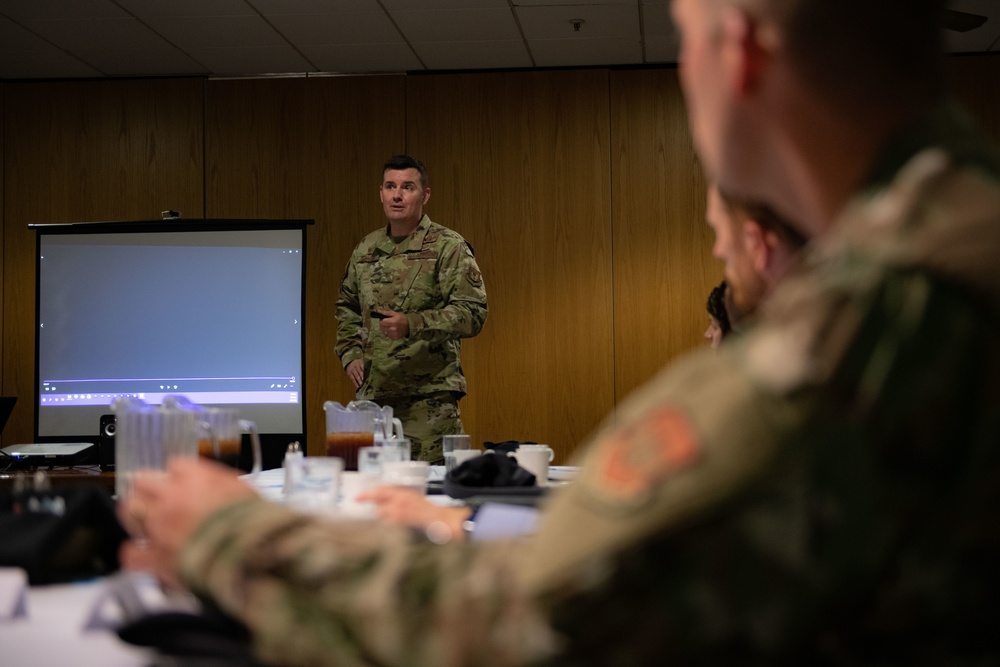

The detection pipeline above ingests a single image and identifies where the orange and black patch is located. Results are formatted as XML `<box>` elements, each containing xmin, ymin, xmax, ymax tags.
<box><xmin>589</xmin><ymin>406</ymin><xmax>701</xmax><ymax>507</ymax></box>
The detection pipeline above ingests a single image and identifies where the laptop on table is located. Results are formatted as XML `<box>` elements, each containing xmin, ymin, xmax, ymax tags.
<box><xmin>0</xmin><ymin>397</ymin><xmax>95</xmax><ymax>466</ymax></box>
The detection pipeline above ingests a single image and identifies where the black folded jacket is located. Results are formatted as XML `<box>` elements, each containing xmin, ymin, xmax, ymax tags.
<box><xmin>443</xmin><ymin>449</ymin><xmax>543</xmax><ymax>499</ymax></box>
<box><xmin>0</xmin><ymin>485</ymin><xmax>126</xmax><ymax>585</ymax></box>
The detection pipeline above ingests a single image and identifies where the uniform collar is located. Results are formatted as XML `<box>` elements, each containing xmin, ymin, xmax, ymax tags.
<box><xmin>374</xmin><ymin>215</ymin><xmax>432</xmax><ymax>255</ymax></box>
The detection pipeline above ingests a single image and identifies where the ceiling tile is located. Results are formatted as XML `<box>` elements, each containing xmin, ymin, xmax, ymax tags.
<box><xmin>0</xmin><ymin>0</ymin><xmax>997</xmax><ymax>80</ymax></box>
<box><xmin>643</xmin><ymin>34</ymin><xmax>679</xmax><ymax>64</ymax></box>
<box><xmin>249</xmin><ymin>0</ymin><xmax>383</xmax><ymax>13</ymax></box>
<box><xmin>0</xmin><ymin>46</ymin><xmax>103</xmax><ymax>79</ymax></box>
<box><xmin>641</xmin><ymin>2</ymin><xmax>674</xmax><ymax>37</ymax></box>
<box><xmin>77</xmin><ymin>45</ymin><xmax>210</xmax><ymax>76</ymax></box>
<box><xmin>390</xmin><ymin>8</ymin><xmax>521</xmax><ymax>42</ymax></box>
<box><xmin>529</xmin><ymin>36</ymin><xmax>641</xmax><ymax>67</ymax></box>
<box><xmin>267</xmin><ymin>12</ymin><xmax>403</xmax><ymax>45</ymax></box>
<box><xmin>0</xmin><ymin>0</ymin><xmax>128</xmax><ymax>21</ymax></box>
<box><xmin>0</xmin><ymin>13</ymin><xmax>52</xmax><ymax>50</ymax></box>
<box><xmin>381</xmin><ymin>0</ymin><xmax>508</xmax><ymax>8</ymax></box>
<box><xmin>517</xmin><ymin>5</ymin><xmax>639</xmax><ymax>40</ymax></box>
<box><xmin>115</xmin><ymin>0</ymin><xmax>258</xmax><ymax>18</ymax></box>
<box><xmin>413</xmin><ymin>40</ymin><xmax>533</xmax><ymax>70</ymax></box>
<box><xmin>188</xmin><ymin>45</ymin><xmax>315</xmax><ymax>76</ymax></box>
<box><xmin>513</xmin><ymin>0</ymin><xmax>634</xmax><ymax>5</ymax></box>
<box><xmin>139</xmin><ymin>15</ymin><xmax>289</xmax><ymax>49</ymax></box>
<box><xmin>21</xmin><ymin>18</ymin><xmax>177</xmax><ymax>51</ymax></box>
<box><xmin>299</xmin><ymin>42</ymin><xmax>423</xmax><ymax>73</ymax></box>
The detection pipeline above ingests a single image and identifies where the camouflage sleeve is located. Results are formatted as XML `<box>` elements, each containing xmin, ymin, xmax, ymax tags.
<box><xmin>334</xmin><ymin>252</ymin><xmax>364</xmax><ymax>368</ymax></box>
<box><xmin>179</xmin><ymin>498</ymin><xmax>557</xmax><ymax>667</ymax></box>
<box><xmin>407</xmin><ymin>240</ymin><xmax>487</xmax><ymax>342</ymax></box>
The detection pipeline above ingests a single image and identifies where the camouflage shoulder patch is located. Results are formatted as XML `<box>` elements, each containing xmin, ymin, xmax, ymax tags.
<box><xmin>466</xmin><ymin>265</ymin><xmax>483</xmax><ymax>287</ymax></box>
<box><xmin>585</xmin><ymin>406</ymin><xmax>701</xmax><ymax>510</ymax></box>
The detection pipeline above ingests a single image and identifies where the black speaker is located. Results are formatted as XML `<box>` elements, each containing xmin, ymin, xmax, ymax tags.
<box><xmin>98</xmin><ymin>414</ymin><xmax>116</xmax><ymax>472</ymax></box>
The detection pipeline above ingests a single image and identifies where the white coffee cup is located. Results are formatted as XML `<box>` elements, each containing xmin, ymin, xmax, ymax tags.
<box><xmin>512</xmin><ymin>444</ymin><xmax>554</xmax><ymax>487</ymax></box>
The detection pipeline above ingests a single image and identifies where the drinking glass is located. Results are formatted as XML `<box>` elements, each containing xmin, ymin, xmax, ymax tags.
<box><xmin>443</xmin><ymin>434</ymin><xmax>472</xmax><ymax>473</ymax></box>
<box><xmin>380</xmin><ymin>437</ymin><xmax>411</xmax><ymax>464</ymax></box>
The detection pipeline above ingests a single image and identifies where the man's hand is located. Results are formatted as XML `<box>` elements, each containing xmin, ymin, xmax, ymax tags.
<box><xmin>376</xmin><ymin>310</ymin><xmax>410</xmax><ymax>340</ymax></box>
<box><xmin>117</xmin><ymin>458</ymin><xmax>257</xmax><ymax>585</ymax></box>
<box><xmin>357</xmin><ymin>485</ymin><xmax>470</xmax><ymax>541</ymax></box>
<box><xmin>345</xmin><ymin>359</ymin><xmax>365</xmax><ymax>388</ymax></box>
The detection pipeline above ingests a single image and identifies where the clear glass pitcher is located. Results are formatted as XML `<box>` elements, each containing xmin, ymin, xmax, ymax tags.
<box><xmin>161</xmin><ymin>395</ymin><xmax>262</xmax><ymax>476</ymax></box>
<box><xmin>323</xmin><ymin>400</ymin><xmax>404</xmax><ymax>471</ymax></box>
<box><xmin>113</xmin><ymin>396</ymin><xmax>200</xmax><ymax>497</ymax></box>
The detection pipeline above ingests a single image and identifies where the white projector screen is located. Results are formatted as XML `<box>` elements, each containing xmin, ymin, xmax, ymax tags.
<box><xmin>33</xmin><ymin>220</ymin><xmax>308</xmax><ymax>456</ymax></box>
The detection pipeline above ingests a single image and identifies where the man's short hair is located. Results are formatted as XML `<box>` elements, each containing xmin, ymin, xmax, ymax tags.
<box><xmin>718</xmin><ymin>189</ymin><xmax>808</xmax><ymax>252</ymax></box>
<box><xmin>707</xmin><ymin>280</ymin><xmax>733</xmax><ymax>336</ymax></box>
<box><xmin>383</xmin><ymin>155</ymin><xmax>429</xmax><ymax>189</ymax></box>
<box><xmin>761</xmin><ymin>0</ymin><xmax>946</xmax><ymax>104</ymax></box>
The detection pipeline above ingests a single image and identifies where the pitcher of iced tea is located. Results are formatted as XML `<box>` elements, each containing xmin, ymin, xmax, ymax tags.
<box><xmin>162</xmin><ymin>396</ymin><xmax>262</xmax><ymax>476</ymax></box>
<box><xmin>323</xmin><ymin>400</ymin><xmax>404</xmax><ymax>471</ymax></box>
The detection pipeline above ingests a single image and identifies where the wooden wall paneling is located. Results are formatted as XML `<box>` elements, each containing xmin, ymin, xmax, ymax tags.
<box><xmin>610</xmin><ymin>69</ymin><xmax>716</xmax><ymax>402</ymax></box>
<box><xmin>405</xmin><ymin>70</ymin><xmax>615</xmax><ymax>464</ymax></box>
<box><xmin>947</xmin><ymin>54</ymin><xmax>1000</xmax><ymax>145</ymax></box>
<box><xmin>2</xmin><ymin>78</ymin><xmax>205</xmax><ymax>445</ymax></box>
<box><xmin>205</xmin><ymin>76</ymin><xmax>405</xmax><ymax>455</ymax></box>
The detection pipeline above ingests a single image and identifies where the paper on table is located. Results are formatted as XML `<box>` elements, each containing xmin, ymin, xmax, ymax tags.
<box><xmin>0</xmin><ymin>568</ymin><xmax>28</xmax><ymax>621</ymax></box>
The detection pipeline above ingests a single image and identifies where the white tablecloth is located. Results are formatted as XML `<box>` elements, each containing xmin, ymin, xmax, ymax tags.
<box><xmin>0</xmin><ymin>574</ymin><xmax>150</xmax><ymax>667</ymax></box>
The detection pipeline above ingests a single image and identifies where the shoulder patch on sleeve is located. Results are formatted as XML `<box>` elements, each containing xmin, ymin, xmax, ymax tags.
<box><xmin>466</xmin><ymin>265</ymin><xmax>483</xmax><ymax>287</ymax></box>
<box><xmin>585</xmin><ymin>406</ymin><xmax>701</xmax><ymax>509</ymax></box>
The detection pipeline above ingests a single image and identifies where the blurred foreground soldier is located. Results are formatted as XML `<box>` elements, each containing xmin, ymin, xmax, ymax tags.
<box><xmin>335</xmin><ymin>155</ymin><xmax>487</xmax><ymax>461</ymax></box>
<box><xmin>120</xmin><ymin>0</ymin><xmax>1000</xmax><ymax>664</ymax></box>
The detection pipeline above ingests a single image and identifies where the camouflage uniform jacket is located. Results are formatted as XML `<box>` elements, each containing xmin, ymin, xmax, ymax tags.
<box><xmin>335</xmin><ymin>215</ymin><xmax>487</xmax><ymax>400</ymax></box>
<box><xmin>180</xmin><ymin>104</ymin><xmax>1000</xmax><ymax>666</ymax></box>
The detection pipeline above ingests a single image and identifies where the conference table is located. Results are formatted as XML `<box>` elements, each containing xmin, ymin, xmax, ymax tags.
<box><xmin>0</xmin><ymin>463</ymin><xmax>574</xmax><ymax>664</ymax></box>
<box><xmin>0</xmin><ymin>464</ymin><xmax>115</xmax><ymax>495</ymax></box>
<box><xmin>0</xmin><ymin>571</ymin><xmax>151</xmax><ymax>666</ymax></box>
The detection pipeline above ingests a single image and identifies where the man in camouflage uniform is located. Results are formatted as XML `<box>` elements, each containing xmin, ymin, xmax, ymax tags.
<box><xmin>121</xmin><ymin>0</ymin><xmax>1000</xmax><ymax>664</ymax></box>
<box><xmin>335</xmin><ymin>155</ymin><xmax>487</xmax><ymax>462</ymax></box>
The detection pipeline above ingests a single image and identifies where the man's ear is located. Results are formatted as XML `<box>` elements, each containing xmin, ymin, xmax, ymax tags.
<box><xmin>743</xmin><ymin>220</ymin><xmax>770</xmax><ymax>273</ymax></box>
<box><xmin>422</xmin><ymin>187</ymin><xmax>431</xmax><ymax>205</ymax></box>
<box><xmin>720</xmin><ymin>7</ymin><xmax>770</xmax><ymax>97</ymax></box>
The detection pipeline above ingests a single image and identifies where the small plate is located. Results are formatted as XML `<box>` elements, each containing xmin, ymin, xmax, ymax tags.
<box><xmin>548</xmin><ymin>466</ymin><xmax>579</xmax><ymax>481</ymax></box>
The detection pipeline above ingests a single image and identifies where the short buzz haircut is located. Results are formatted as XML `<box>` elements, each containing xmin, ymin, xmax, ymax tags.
<box><xmin>718</xmin><ymin>188</ymin><xmax>808</xmax><ymax>252</ymax></box>
<box><xmin>383</xmin><ymin>155</ymin><xmax>429</xmax><ymax>190</ymax></box>
<box><xmin>759</xmin><ymin>0</ymin><xmax>946</xmax><ymax>104</ymax></box>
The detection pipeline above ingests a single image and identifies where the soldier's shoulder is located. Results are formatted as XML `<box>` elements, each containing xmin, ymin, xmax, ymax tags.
<box><xmin>423</xmin><ymin>219</ymin><xmax>472</xmax><ymax>251</ymax></box>
<box><xmin>351</xmin><ymin>227</ymin><xmax>388</xmax><ymax>254</ymax></box>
